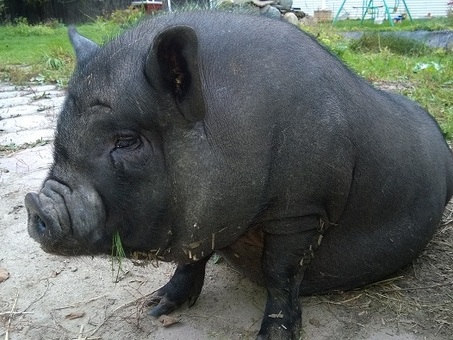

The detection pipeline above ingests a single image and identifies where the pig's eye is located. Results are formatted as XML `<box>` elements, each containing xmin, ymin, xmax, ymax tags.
<box><xmin>115</xmin><ymin>136</ymin><xmax>141</xmax><ymax>150</ymax></box>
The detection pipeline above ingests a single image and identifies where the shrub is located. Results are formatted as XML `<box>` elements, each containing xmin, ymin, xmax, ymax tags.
<box><xmin>5</xmin><ymin>17</ymin><xmax>55</xmax><ymax>36</ymax></box>
<box><xmin>106</xmin><ymin>6</ymin><xmax>146</xmax><ymax>29</ymax></box>
<box><xmin>349</xmin><ymin>33</ymin><xmax>430</xmax><ymax>56</ymax></box>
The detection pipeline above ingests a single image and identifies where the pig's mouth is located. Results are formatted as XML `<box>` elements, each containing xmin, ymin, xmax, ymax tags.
<box><xmin>25</xmin><ymin>179</ymin><xmax>109</xmax><ymax>255</ymax></box>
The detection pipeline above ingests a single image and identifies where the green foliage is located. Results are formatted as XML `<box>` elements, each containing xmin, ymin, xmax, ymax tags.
<box><xmin>174</xmin><ymin>0</ymin><xmax>211</xmax><ymax>11</ymax></box>
<box><xmin>301</xmin><ymin>25</ymin><xmax>349</xmax><ymax>57</ymax></box>
<box><xmin>0</xmin><ymin>13</ymin><xmax>113</xmax><ymax>84</ymax></box>
<box><xmin>4</xmin><ymin>17</ymin><xmax>55</xmax><ymax>36</ymax></box>
<box><xmin>338</xmin><ymin>48</ymin><xmax>453</xmax><ymax>139</ymax></box>
<box><xmin>43</xmin><ymin>46</ymin><xmax>73</xmax><ymax>72</ymax></box>
<box><xmin>42</xmin><ymin>18</ymin><xmax>64</xmax><ymax>29</ymax></box>
<box><xmin>107</xmin><ymin>6</ymin><xmax>146</xmax><ymax>29</ymax></box>
<box><xmin>0</xmin><ymin>0</ymin><xmax>5</xmax><ymax>15</ymax></box>
<box><xmin>349</xmin><ymin>33</ymin><xmax>430</xmax><ymax>56</ymax></box>
<box><xmin>111</xmin><ymin>231</ymin><xmax>126</xmax><ymax>282</ymax></box>
<box><xmin>44</xmin><ymin>57</ymin><xmax>63</xmax><ymax>70</ymax></box>
<box><xmin>333</xmin><ymin>18</ymin><xmax>453</xmax><ymax>32</ymax></box>
<box><xmin>299</xmin><ymin>17</ymin><xmax>453</xmax><ymax>139</ymax></box>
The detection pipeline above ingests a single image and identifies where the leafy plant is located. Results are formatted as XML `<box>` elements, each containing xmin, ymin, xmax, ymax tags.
<box><xmin>43</xmin><ymin>46</ymin><xmax>73</xmax><ymax>70</ymax></box>
<box><xmin>6</xmin><ymin>17</ymin><xmax>55</xmax><ymax>36</ymax></box>
<box><xmin>43</xmin><ymin>18</ymin><xmax>63</xmax><ymax>29</ymax></box>
<box><xmin>0</xmin><ymin>0</ymin><xmax>5</xmax><ymax>20</ymax></box>
<box><xmin>349</xmin><ymin>33</ymin><xmax>430</xmax><ymax>56</ymax></box>
<box><xmin>111</xmin><ymin>231</ymin><xmax>126</xmax><ymax>282</ymax></box>
<box><xmin>108</xmin><ymin>6</ymin><xmax>146</xmax><ymax>29</ymax></box>
<box><xmin>332</xmin><ymin>17</ymin><xmax>453</xmax><ymax>32</ymax></box>
<box><xmin>44</xmin><ymin>55</ymin><xmax>64</xmax><ymax>70</ymax></box>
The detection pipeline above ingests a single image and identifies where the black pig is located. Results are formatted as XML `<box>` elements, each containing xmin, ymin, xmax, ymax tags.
<box><xmin>25</xmin><ymin>11</ymin><xmax>453</xmax><ymax>339</ymax></box>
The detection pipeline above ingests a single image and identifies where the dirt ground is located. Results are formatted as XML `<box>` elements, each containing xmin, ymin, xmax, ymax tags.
<box><xmin>1</xmin><ymin>83</ymin><xmax>452</xmax><ymax>339</ymax></box>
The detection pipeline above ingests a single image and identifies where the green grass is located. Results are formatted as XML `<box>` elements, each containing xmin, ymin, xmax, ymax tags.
<box><xmin>341</xmin><ymin>49</ymin><xmax>453</xmax><ymax>138</ymax></box>
<box><xmin>332</xmin><ymin>17</ymin><xmax>453</xmax><ymax>31</ymax></box>
<box><xmin>0</xmin><ymin>23</ymin><xmax>107</xmax><ymax>85</ymax></box>
<box><xmin>348</xmin><ymin>33</ymin><xmax>431</xmax><ymax>55</ymax></box>
<box><xmin>0</xmin><ymin>12</ymin><xmax>452</xmax><ymax>137</ymax></box>
<box><xmin>0</xmin><ymin>9</ymin><xmax>144</xmax><ymax>85</ymax></box>
<box><xmin>301</xmin><ymin>19</ymin><xmax>453</xmax><ymax>139</ymax></box>
<box><xmin>112</xmin><ymin>231</ymin><xmax>127</xmax><ymax>282</ymax></box>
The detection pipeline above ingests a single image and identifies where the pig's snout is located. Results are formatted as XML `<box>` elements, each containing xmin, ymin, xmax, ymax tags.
<box><xmin>26</xmin><ymin>195</ymin><xmax>49</xmax><ymax>235</ymax></box>
<box><xmin>25</xmin><ymin>179</ymin><xmax>108</xmax><ymax>254</ymax></box>
<box><xmin>25</xmin><ymin>191</ymin><xmax>66</xmax><ymax>245</ymax></box>
<box><xmin>24</xmin><ymin>179</ymin><xmax>76</xmax><ymax>253</ymax></box>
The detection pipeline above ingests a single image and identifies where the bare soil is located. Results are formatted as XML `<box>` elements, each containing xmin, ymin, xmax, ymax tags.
<box><xmin>1</xmin><ymin>83</ymin><xmax>452</xmax><ymax>339</ymax></box>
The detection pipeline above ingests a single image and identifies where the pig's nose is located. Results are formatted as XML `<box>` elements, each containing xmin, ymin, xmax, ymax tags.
<box><xmin>25</xmin><ymin>192</ymin><xmax>51</xmax><ymax>239</ymax></box>
<box><xmin>36</xmin><ymin>215</ymin><xmax>47</xmax><ymax>233</ymax></box>
<box><xmin>25</xmin><ymin>179</ymin><xmax>107</xmax><ymax>254</ymax></box>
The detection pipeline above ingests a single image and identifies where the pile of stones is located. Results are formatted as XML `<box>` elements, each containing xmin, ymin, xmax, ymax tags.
<box><xmin>217</xmin><ymin>0</ymin><xmax>306</xmax><ymax>25</ymax></box>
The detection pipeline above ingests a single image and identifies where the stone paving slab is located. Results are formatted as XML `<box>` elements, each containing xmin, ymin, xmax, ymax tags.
<box><xmin>0</xmin><ymin>96</ymin><xmax>35</xmax><ymax>108</ymax></box>
<box><xmin>0</xmin><ymin>91</ymin><xmax>65</xmax><ymax>108</ymax></box>
<box><xmin>0</xmin><ymin>83</ymin><xmax>65</xmax><ymax>146</ymax></box>
<box><xmin>0</xmin><ymin>84</ymin><xmax>17</xmax><ymax>93</ymax></box>
<box><xmin>0</xmin><ymin>104</ymin><xmax>48</xmax><ymax>119</ymax></box>
<box><xmin>1</xmin><ymin>114</ymin><xmax>49</xmax><ymax>133</ymax></box>
<box><xmin>0</xmin><ymin>90</ymin><xmax>19</xmax><ymax>99</ymax></box>
<box><xmin>0</xmin><ymin>129</ymin><xmax>55</xmax><ymax>146</ymax></box>
<box><xmin>0</xmin><ymin>144</ymin><xmax>52</xmax><ymax>176</ymax></box>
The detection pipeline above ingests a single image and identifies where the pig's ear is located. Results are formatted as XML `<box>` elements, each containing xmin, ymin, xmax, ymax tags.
<box><xmin>68</xmin><ymin>27</ymin><xmax>99</xmax><ymax>65</ymax></box>
<box><xmin>146</xmin><ymin>26</ymin><xmax>206</xmax><ymax>122</ymax></box>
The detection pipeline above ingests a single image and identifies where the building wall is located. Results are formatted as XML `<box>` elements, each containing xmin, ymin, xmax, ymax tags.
<box><xmin>292</xmin><ymin>1</ymin><xmax>450</xmax><ymax>19</ymax></box>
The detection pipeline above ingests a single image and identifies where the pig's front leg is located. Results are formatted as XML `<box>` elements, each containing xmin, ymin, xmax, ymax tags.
<box><xmin>257</xmin><ymin>216</ymin><xmax>323</xmax><ymax>340</ymax></box>
<box><xmin>147</xmin><ymin>256</ymin><xmax>211</xmax><ymax>316</ymax></box>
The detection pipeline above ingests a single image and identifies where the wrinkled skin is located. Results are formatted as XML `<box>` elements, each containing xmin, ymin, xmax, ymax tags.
<box><xmin>25</xmin><ymin>11</ymin><xmax>453</xmax><ymax>339</ymax></box>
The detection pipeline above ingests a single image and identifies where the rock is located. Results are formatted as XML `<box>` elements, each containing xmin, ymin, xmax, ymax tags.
<box><xmin>293</xmin><ymin>10</ymin><xmax>306</xmax><ymax>19</ymax></box>
<box><xmin>284</xmin><ymin>12</ymin><xmax>299</xmax><ymax>25</ymax></box>
<box><xmin>278</xmin><ymin>0</ymin><xmax>292</xmax><ymax>9</ymax></box>
<box><xmin>0</xmin><ymin>266</ymin><xmax>10</xmax><ymax>283</ymax></box>
<box><xmin>215</xmin><ymin>0</ymin><xmax>305</xmax><ymax>20</ymax></box>
<box><xmin>260</xmin><ymin>4</ymin><xmax>281</xmax><ymax>18</ymax></box>
<box><xmin>300</xmin><ymin>15</ymin><xmax>317</xmax><ymax>26</ymax></box>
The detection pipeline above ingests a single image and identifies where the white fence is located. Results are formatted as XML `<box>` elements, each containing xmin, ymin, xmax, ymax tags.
<box><xmin>292</xmin><ymin>1</ymin><xmax>450</xmax><ymax>19</ymax></box>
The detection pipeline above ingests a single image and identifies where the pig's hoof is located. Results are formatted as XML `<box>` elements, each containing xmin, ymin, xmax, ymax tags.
<box><xmin>146</xmin><ymin>285</ymin><xmax>200</xmax><ymax>317</ymax></box>
<box><xmin>146</xmin><ymin>258</ymin><xmax>209</xmax><ymax>317</ymax></box>
<box><xmin>146</xmin><ymin>293</ymin><xmax>178</xmax><ymax>317</ymax></box>
<box><xmin>146</xmin><ymin>280</ymin><xmax>203</xmax><ymax>317</ymax></box>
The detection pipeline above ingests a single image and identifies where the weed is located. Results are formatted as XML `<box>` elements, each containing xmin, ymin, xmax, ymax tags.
<box><xmin>6</xmin><ymin>17</ymin><xmax>55</xmax><ymax>37</ymax></box>
<box><xmin>44</xmin><ymin>56</ymin><xmax>64</xmax><ymax>70</ymax></box>
<box><xmin>349</xmin><ymin>33</ymin><xmax>430</xmax><ymax>56</ymax></box>
<box><xmin>43</xmin><ymin>46</ymin><xmax>73</xmax><ymax>71</ymax></box>
<box><xmin>0</xmin><ymin>64</ymin><xmax>40</xmax><ymax>84</ymax></box>
<box><xmin>333</xmin><ymin>18</ymin><xmax>453</xmax><ymax>32</ymax></box>
<box><xmin>111</xmin><ymin>231</ymin><xmax>126</xmax><ymax>282</ymax></box>
<box><xmin>300</xmin><ymin>24</ymin><xmax>350</xmax><ymax>57</ymax></box>
<box><xmin>43</xmin><ymin>18</ymin><xmax>63</xmax><ymax>29</ymax></box>
<box><xmin>108</xmin><ymin>6</ymin><xmax>146</xmax><ymax>29</ymax></box>
<box><xmin>174</xmin><ymin>0</ymin><xmax>211</xmax><ymax>11</ymax></box>
<box><xmin>0</xmin><ymin>139</ymin><xmax>51</xmax><ymax>156</ymax></box>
